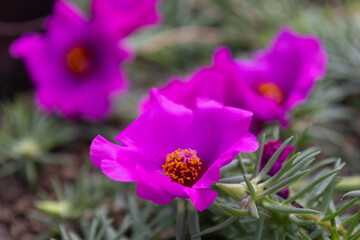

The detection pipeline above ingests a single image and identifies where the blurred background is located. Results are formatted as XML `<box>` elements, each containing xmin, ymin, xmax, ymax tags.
<box><xmin>0</xmin><ymin>0</ymin><xmax>360</xmax><ymax>239</ymax></box>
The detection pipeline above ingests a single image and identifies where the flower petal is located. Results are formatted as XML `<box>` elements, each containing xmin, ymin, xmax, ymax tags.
<box><xmin>91</xmin><ymin>135</ymin><xmax>157</xmax><ymax>182</ymax></box>
<box><xmin>183</xmin><ymin>188</ymin><xmax>218</xmax><ymax>212</ymax></box>
<box><xmin>90</xmin><ymin>135</ymin><xmax>121</xmax><ymax>168</ymax></box>
<box><xmin>47</xmin><ymin>0</ymin><xmax>85</xmax><ymax>30</ymax></box>
<box><xmin>101</xmin><ymin>159</ymin><xmax>136</xmax><ymax>182</ymax></box>
<box><xmin>116</xmin><ymin>89</ymin><xmax>193</xmax><ymax>164</ymax></box>
<box><xmin>91</xmin><ymin>0</ymin><xmax>160</xmax><ymax>38</ymax></box>
<box><xmin>193</xmin><ymin>133</ymin><xmax>258</xmax><ymax>189</ymax></box>
<box><xmin>189</xmin><ymin>99</ymin><xmax>255</xmax><ymax>167</ymax></box>
<box><xmin>135</xmin><ymin>165</ymin><xmax>176</xmax><ymax>204</ymax></box>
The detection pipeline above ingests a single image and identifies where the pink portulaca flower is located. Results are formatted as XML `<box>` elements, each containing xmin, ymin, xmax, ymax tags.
<box><xmin>91</xmin><ymin>0</ymin><xmax>161</xmax><ymax>38</ymax></box>
<box><xmin>236</xmin><ymin>28</ymin><xmax>327</xmax><ymax>132</ymax></box>
<box><xmin>260</xmin><ymin>140</ymin><xmax>295</xmax><ymax>198</ymax></box>
<box><xmin>10</xmin><ymin>0</ymin><xmax>130</xmax><ymax>121</ymax></box>
<box><xmin>142</xmin><ymin>28</ymin><xmax>327</xmax><ymax>134</ymax></box>
<box><xmin>91</xmin><ymin>90</ymin><xmax>259</xmax><ymax>211</ymax></box>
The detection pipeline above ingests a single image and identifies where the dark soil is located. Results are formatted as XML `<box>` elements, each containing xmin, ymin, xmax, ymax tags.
<box><xmin>0</xmin><ymin>176</ymin><xmax>47</xmax><ymax>240</ymax></box>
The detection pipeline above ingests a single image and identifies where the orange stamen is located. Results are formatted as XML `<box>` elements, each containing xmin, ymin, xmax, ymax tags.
<box><xmin>162</xmin><ymin>148</ymin><xmax>202</xmax><ymax>186</ymax></box>
<box><xmin>66</xmin><ymin>46</ymin><xmax>91</xmax><ymax>74</ymax></box>
<box><xmin>257</xmin><ymin>82</ymin><xmax>285</xmax><ymax>104</ymax></box>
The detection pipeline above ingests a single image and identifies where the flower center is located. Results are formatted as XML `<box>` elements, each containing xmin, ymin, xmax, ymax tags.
<box><xmin>66</xmin><ymin>46</ymin><xmax>91</xmax><ymax>75</ymax></box>
<box><xmin>257</xmin><ymin>82</ymin><xmax>285</xmax><ymax>104</ymax></box>
<box><xmin>162</xmin><ymin>148</ymin><xmax>202</xmax><ymax>186</ymax></box>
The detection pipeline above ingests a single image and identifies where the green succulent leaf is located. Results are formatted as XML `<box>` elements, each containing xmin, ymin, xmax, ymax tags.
<box><xmin>215</xmin><ymin>203</ymin><xmax>249</xmax><ymax>216</ymax></box>
<box><xmin>262</xmin><ymin>201</ymin><xmax>320</xmax><ymax>215</ymax></box>
<box><xmin>343</xmin><ymin>190</ymin><xmax>360</xmax><ymax>200</ymax></box>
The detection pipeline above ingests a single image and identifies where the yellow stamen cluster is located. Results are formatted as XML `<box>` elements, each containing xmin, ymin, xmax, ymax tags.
<box><xmin>257</xmin><ymin>82</ymin><xmax>285</xmax><ymax>104</ymax></box>
<box><xmin>66</xmin><ymin>46</ymin><xmax>91</xmax><ymax>74</ymax></box>
<box><xmin>162</xmin><ymin>148</ymin><xmax>202</xmax><ymax>186</ymax></box>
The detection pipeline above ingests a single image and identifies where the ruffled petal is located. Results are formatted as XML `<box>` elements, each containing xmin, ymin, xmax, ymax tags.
<box><xmin>90</xmin><ymin>135</ymin><xmax>121</xmax><ymax>168</ymax></box>
<box><xmin>91</xmin><ymin>135</ymin><xmax>157</xmax><ymax>182</ymax></box>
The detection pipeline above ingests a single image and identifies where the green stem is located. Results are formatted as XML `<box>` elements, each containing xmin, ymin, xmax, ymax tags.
<box><xmin>176</xmin><ymin>199</ymin><xmax>186</xmax><ymax>240</ymax></box>
<box><xmin>188</xmin><ymin>201</ymin><xmax>201</xmax><ymax>240</ymax></box>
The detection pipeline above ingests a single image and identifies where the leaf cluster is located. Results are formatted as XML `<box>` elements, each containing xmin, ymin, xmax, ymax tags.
<box><xmin>202</xmin><ymin>134</ymin><xmax>360</xmax><ymax>239</ymax></box>
<box><xmin>58</xmin><ymin>197</ymin><xmax>176</xmax><ymax>240</ymax></box>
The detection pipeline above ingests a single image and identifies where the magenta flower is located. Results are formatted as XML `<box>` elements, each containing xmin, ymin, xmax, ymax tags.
<box><xmin>91</xmin><ymin>0</ymin><xmax>161</xmax><ymax>38</ymax></box>
<box><xmin>10</xmin><ymin>0</ymin><xmax>129</xmax><ymax>121</ymax></box>
<box><xmin>91</xmin><ymin>90</ymin><xmax>259</xmax><ymax>211</ymax></box>
<box><xmin>260</xmin><ymin>140</ymin><xmax>295</xmax><ymax>198</ymax></box>
<box><xmin>236</xmin><ymin>27</ymin><xmax>327</xmax><ymax>132</ymax></box>
<box><xmin>142</xmin><ymin>28</ymin><xmax>327</xmax><ymax>134</ymax></box>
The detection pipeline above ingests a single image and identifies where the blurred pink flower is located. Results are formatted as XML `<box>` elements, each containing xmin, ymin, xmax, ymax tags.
<box><xmin>142</xmin><ymin>28</ymin><xmax>327</xmax><ymax>134</ymax></box>
<box><xmin>260</xmin><ymin>140</ymin><xmax>295</xmax><ymax>198</ymax></box>
<box><xmin>91</xmin><ymin>0</ymin><xmax>161</xmax><ymax>38</ymax></box>
<box><xmin>90</xmin><ymin>89</ymin><xmax>258</xmax><ymax>211</ymax></box>
<box><xmin>236</xmin><ymin>28</ymin><xmax>327</xmax><ymax>133</ymax></box>
<box><xmin>10</xmin><ymin>1</ymin><xmax>130</xmax><ymax>121</ymax></box>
